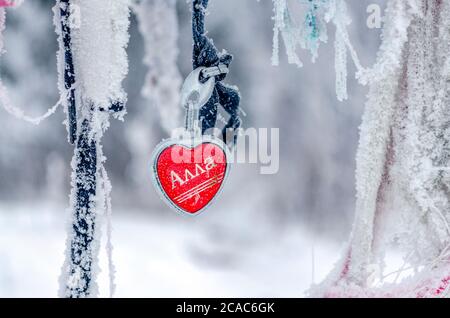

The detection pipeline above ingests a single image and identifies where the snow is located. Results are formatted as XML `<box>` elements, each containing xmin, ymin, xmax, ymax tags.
<box><xmin>65</xmin><ymin>0</ymin><xmax>130</xmax><ymax>114</ymax></box>
<box><xmin>333</xmin><ymin>0</ymin><xmax>349</xmax><ymax>101</ymax></box>
<box><xmin>357</xmin><ymin>0</ymin><xmax>419</xmax><ymax>85</ymax></box>
<box><xmin>0</xmin><ymin>202</ymin><xmax>339</xmax><ymax>297</ymax></box>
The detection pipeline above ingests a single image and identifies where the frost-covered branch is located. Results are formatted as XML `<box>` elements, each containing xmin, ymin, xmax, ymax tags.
<box><xmin>55</xmin><ymin>0</ymin><xmax>130</xmax><ymax>298</ymax></box>
<box><xmin>272</xmin><ymin>0</ymin><xmax>364</xmax><ymax>101</ymax></box>
<box><xmin>0</xmin><ymin>1</ymin><xmax>67</xmax><ymax>125</ymax></box>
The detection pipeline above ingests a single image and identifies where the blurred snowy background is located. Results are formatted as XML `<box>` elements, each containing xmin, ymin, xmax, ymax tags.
<box><xmin>0</xmin><ymin>0</ymin><xmax>385</xmax><ymax>297</ymax></box>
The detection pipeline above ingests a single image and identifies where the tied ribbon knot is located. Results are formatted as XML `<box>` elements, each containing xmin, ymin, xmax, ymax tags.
<box><xmin>192</xmin><ymin>0</ymin><xmax>241</xmax><ymax>145</ymax></box>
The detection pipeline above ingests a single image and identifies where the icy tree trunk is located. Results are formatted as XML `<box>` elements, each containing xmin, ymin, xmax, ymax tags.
<box><xmin>55</xmin><ymin>0</ymin><xmax>130</xmax><ymax>298</ymax></box>
<box><xmin>65</xmin><ymin>119</ymin><xmax>98</xmax><ymax>296</ymax></box>
<box><xmin>313</xmin><ymin>0</ymin><xmax>450</xmax><ymax>298</ymax></box>
<box><xmin>59</xmin><ymin>0</ymin><xmax>77</xmax><ymax>144</ymax></box>
<box><xmin>55</xmin><ymin>0</ymin><xmax>100</xmax><ymax>297</ymax></box>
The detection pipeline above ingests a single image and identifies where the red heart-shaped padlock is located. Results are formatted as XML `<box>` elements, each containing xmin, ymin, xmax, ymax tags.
<box><xmin>151</xmin><ymin>138</ymin><xmax>229</xmax><ymax>215</ymax></box>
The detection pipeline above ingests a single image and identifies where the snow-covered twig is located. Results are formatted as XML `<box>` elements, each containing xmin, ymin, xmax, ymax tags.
<box><xmin>0</xmin><ymin>5</ymin><xmax>65</xmax><ymax>125</ymax></box>
<box><xmin>0</xmin><ymin>81</ymin><xmax>67</xmax><ymax>125</ymax></box>
<box><xmin>271</xmin><ymin>0</ymin><xmax>365</xmax><ymax>101</ymax></box>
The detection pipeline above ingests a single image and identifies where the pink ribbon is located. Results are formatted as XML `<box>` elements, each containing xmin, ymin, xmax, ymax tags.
<box><xmin>0</xmin><ymin>0</ymin><xmax>16</xmax><ymax>7</ymax></box>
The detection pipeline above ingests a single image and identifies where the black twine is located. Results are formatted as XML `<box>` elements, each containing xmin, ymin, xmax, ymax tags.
<box><xmin>192</xmin><ymin>0</ymin><xmax>241</xmax><ymax>145</ymax></box>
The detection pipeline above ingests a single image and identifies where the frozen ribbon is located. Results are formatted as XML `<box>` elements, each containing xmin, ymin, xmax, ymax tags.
<box><xmin>192</xmin><ymin>0</ymin><xmax>241</xmax><ymax>145</ymax></box>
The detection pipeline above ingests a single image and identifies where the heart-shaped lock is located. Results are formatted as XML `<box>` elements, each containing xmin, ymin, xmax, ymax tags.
<box><xmin>152</xmin><ymin>137</ymin><xmax>229</xmax><ymax>215</ymax></box>
<box><xmin>151</xmin><ymin>67</ymin><xmax>230</xmax><ymax>215</ymax></box>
